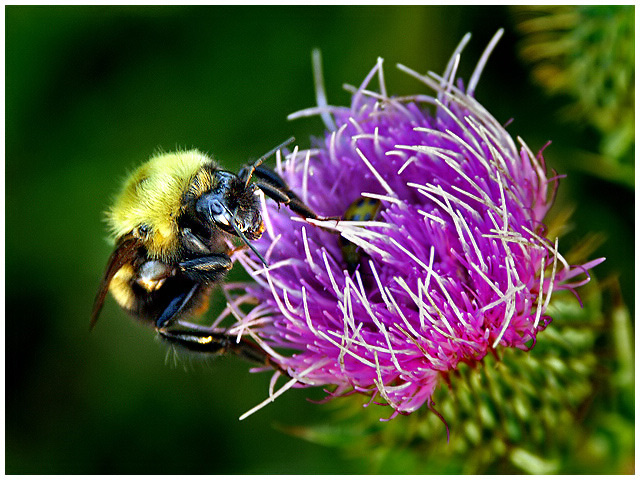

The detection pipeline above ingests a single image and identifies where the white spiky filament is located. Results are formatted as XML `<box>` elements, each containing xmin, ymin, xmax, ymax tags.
<box><xmin>229</xmin><ymin>31</ymin><xmax>604</xmax><ymax>419</ymax></box>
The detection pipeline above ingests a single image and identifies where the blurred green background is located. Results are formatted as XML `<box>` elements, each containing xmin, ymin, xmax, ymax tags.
<box><xmin>6</xmin><ymin>5</ymin><xmax>634</xmax><ymax>474</ymax></box>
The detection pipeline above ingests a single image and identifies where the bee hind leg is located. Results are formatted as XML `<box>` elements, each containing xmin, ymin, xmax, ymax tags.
<box><xmin>157</xmin><ymin>323</ymin><xmax>288</xmax><ymax>375</ymax></box>
<box><xmin>157</xmin><ymin>324</ymin><xmax>230</xmax><ymax>355</ymax></box>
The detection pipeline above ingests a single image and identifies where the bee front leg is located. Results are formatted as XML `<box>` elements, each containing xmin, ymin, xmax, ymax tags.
<box><xmin>247</xmin><ymin>165</ymin><xmax>318</xmax><ymax>220</ymax></box>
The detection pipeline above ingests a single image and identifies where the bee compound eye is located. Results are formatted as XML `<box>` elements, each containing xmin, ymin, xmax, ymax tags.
<box><xmin>195</xmin><ymin>194</ymin><xmax>235</xmax><ymax>229</ymax></box>
<box><xmin>196</xmin><ymin>194</ymin><xmax>225</xmax><ymax>216</ymax></box>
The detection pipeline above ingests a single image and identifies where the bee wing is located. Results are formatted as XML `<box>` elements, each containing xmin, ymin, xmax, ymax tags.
<box><xmin>90</xmin><ymin>235</ymin><xmax>142</xmax><ymax>330</ymax></box>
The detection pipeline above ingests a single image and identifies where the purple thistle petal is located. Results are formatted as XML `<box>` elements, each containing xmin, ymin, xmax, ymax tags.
<box><xmin>229</xmin><ymin>31</ymin><xmax>605</xmax><ymax>418</ymax></box>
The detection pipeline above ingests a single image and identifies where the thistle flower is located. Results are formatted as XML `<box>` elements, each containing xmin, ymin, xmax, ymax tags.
<box><xmin>228</xmin><ymin>30</ymin><xmax>605</xmax><ymax>420</ymax></box>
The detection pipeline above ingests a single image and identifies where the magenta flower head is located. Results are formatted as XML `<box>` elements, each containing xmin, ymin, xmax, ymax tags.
<box><xmin>229</xmin><ymin>30</ymin><xmax>605</xmax><ymax>420</ymax></box>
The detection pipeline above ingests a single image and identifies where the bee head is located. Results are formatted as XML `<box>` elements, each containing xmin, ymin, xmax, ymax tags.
<box><xmin>195</xmin><ymin>171</ymin><xmax>265</xmax><ymax>241</ymax></box>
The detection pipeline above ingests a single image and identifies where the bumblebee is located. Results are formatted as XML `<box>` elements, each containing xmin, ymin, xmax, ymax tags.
<box><xmin>91</xmin><ymin>138</ymin><xmax>315</xmax><ymax>368</ymax></box>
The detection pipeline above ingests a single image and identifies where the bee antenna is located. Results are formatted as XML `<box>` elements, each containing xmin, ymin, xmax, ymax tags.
<box><xmin>244</xmin><ymin>137</ymin><xmax>295</xmax><ymax>188</ymax></box>
<box><xmin>229</xmin><ymin>208</ymin><xmax>269</xmax><ymax>268</ymax></box>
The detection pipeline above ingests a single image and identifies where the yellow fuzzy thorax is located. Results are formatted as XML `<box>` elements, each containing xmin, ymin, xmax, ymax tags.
<box><xmin>107</xmin><ymin>150</ymin><xmax>215</xmax><ymax>260</ymax></box>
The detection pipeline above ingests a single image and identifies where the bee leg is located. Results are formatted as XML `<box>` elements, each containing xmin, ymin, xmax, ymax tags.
<box><xmin>157</xmin><ymin>324</ymin><xmax>231</xmax><ymax>355</ymax></box>
<box><xmin>247</xmin><ymin>165</ymin><xmax>318</xmax><ymax>219</ymax></box>
<box><xmin>157</xmin><ymin>324</ymin><xmax>288</xmax><ymax>375</ymax></box>
<box><xmin>155</xmin><ymin>255</ymin><xmax>232</xmax><ymax>329</ymax></box>
<box><xmin>156</xmin><ymin>282</ymin><xmax>200</xmax><ymax>328</ymax></box>
<box><xmin>177</xmin><ymin>254</ymin><xmax>233</xmax><ymax>283</ymax></box>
